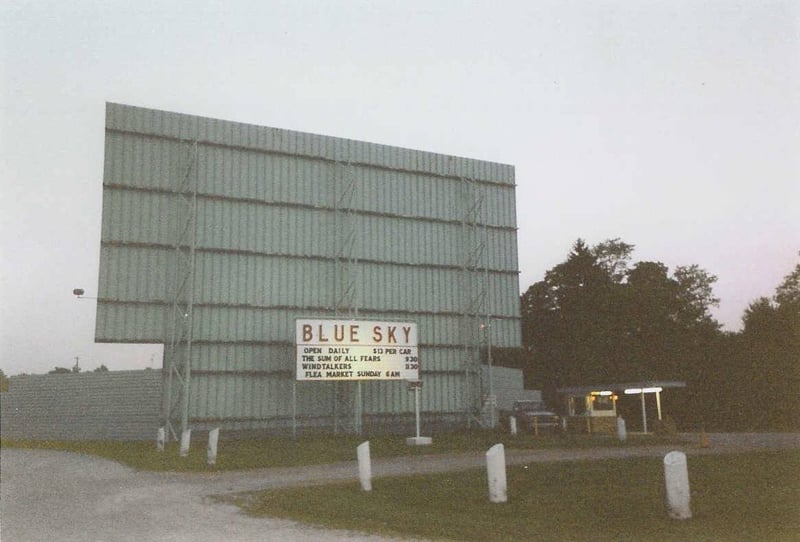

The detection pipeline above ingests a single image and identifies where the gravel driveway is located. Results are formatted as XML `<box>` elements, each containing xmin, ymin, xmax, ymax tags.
<box><xmin>2</xmin><ymin>433</ymin><xmax>797</xmax><ymax>541</ymax></box>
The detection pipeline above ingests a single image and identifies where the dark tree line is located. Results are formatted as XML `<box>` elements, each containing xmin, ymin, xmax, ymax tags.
<box><xmin>47</xmin><ymin>364</ymin><xmax>109</xmax><ymax>374</ymax></box>
<box><xmin>707</xmin><ymin>261</ymin><xmax>799</xmax><ymax>430</ymax></box>
<box><xmin>518</xmin><ymin>239</ymin><xmax>799</xmax><ymax>431</ymax></box>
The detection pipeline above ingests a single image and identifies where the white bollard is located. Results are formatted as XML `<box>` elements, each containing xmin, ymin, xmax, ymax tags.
<box><xmin>486</xmin><ymin>443</ymin><xmax>507</xmax><ymax>503</ymax></box>
<box><xmin>617</xmin><ymin>416</ymin><xmax>627</xmax><ymax>442</ymax></box>
<box><xmin>179</xmin><ymin>429</ymin><xmax>191</xmax><ymax>457</ymax></box>
<box><xmin>207</xmin><ymin>428</ymin><xmax>220</xmax><ymax>465</ymax></box>
<box><xmin>357</xmin><ymin>441</ymin><xmax>372</xmax><ymax>491</ymax></box>
<box><xmin>664</xmin><ymin>451</ymin><xmax>692</xmax><ymax>520</ymax></box>
<box><xmin>510</xmin><ymin>416</ymin><xmax>517</xmax><ymax>436</ymax></box>
<box><xmin>156</xmin><ymin>427</ymin><xmax>165</xmax><ymax>451</ymax></box>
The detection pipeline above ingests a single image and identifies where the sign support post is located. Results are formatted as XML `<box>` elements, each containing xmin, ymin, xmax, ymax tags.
<box><xmin>406</xmin><ymin>379</ymin><xmax>432</xmax><ymax>446</ymax></box>
<box><xmin>414</xmin><ymin>383</ymin><xmax>421</xmax><ymax>439</ymax></box>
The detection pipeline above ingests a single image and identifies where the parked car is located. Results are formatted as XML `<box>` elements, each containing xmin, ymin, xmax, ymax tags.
<box><xmin>501</xmin><ymin>400</ymin><xmax>562</xmax><ymax>435</ymax></box>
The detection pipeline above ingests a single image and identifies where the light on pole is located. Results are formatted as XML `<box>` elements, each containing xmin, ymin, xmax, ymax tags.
<box><xmin>72</xmin><ymin>288</ymin><xmax>97</xmax><ymax>300</ymax></box>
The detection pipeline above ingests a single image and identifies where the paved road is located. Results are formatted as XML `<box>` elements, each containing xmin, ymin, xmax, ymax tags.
<box><xmin>2</xmin><ymin>433</ymin><xmax>798</xmax><ymax>542</ymax></box>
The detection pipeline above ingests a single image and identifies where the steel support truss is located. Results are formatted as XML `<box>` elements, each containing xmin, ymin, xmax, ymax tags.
<box><xmin>163</xmin><ymin>141</ymin><xmax>198</xmax><ymax>440</ymax></box>
<box><xmin>460</xmin><ymin>177</ymin><xmax>490</xmax><ymax>428</ymax></box>
<box><xmin>331</xmin><ymin>161</ymin><xmax>362</xmax><ymax>434</ymax></box>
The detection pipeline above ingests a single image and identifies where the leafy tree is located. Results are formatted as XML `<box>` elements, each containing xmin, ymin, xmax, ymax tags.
<box><xmin>521</xmin><ymin>239</ymin><xmax>620</xmax><ymax>400</ymax></box>
<box><xmin>0</xmin><ymin>368</ymin><xmax>8</xmax><ymax>392</ymax></box>
<box><xmin>730</xmin><ymin>259</ymin><xmax>800</xmax><ymax>430</ymax></box>
<box><xmin>49</xmin><ymin>367</ymin><xmax>72</xmax><ymax>374</ymax></box>
<box><xmin>520</xmin><ymin>238</ymin><xmax>722</xmax><ymax>420</ymax></box>
<box><xmin>774</xmin><ymin>254</ymin><xmax>800</xmax><ymax>307</ymax></box>
<box><xmin>743</xmin><ymin>297</ymin><xmax>779</xmax><ymax>332</ymax></box>
<box><xmin>591</xmin><ymin>237</ymin><xmax>635</xmax><ymax>283</ymax></box>
<box><xmin>683</xmin><ymin>256</ymin><xmax>799</xmax><ymax>431</ymax></box>
<box><xmin>93</xmin><ymin>364</ymin><xmax>109</xmax><ymax>372</ymax></box>
<box><xmin>673</xmin><ymin>264</ymin><xmax>720</xmax><ymax>327</ymax></box>
<box><xmin>623</xmin><ymin>262</ymin><xmax>680</xmax><ymax>376</ymax></box>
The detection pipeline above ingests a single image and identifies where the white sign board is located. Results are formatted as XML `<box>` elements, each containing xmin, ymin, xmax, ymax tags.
<box><xmin>296</xmin><ymin>319</ymin><xmax>418</xmax><ymax>381</ymax></box>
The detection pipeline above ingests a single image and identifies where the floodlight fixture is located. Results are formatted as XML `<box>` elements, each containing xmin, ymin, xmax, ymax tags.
<box><xmin>624</xmin><ymin>386</ymin><xmax>663</xmax><ymax>395</ymax></box>
<box><xmin>72</xmin><ymin>288</ymin><xmax>97</xmax><ymax>300</ymax></box>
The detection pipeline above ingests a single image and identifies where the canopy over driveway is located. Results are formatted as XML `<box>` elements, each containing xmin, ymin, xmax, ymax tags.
<box><xmin>557</xmin><ymin>381</ymin><xmax>686</xmax><ymax>433</ymax></box>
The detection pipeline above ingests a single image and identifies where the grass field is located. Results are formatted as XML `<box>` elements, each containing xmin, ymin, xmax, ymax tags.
<box><xmin>3</xmin><ymin>433</ymin><xmax>798</xmax><ymax>540</ymax></box>
<box><xmin>237</xmin><ymin>450</ymin><xmax>800</xmax><ymax>541</ymax></box>
<box><xmin>1</xmin><ymin>431</ymin><xmax>679</xmax><ymax>472</ymax></box>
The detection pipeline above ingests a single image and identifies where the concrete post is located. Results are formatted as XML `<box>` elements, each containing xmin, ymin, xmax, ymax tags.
<box><xmin>207</xmin><ymin>428</ymin><xmax>219</xmax><ymax>466</ymax></box>
<box><xmin>179</xmin><ymin>429</ymin><xmax>191</xmax><ymax>457</ymax></box>
<box><xmin>656</xmin><ymin>390</ymin><xmax>663</xmax><ymax>421</ymax></box>
<box><xmin>664</xmin><ymin>451</ymin><xmax>692</xmax><ymax>519</ymax></box>
<box><xmin>156</xmin><ymin>427</ymin><xmax>165</xmax><ymax>451</ymax></box>
<box><xmin>357</xmin><ymin>441</ymin><xmax>372</xmax><ymax>491</ymax></box>
<box><xmin>486</xmin><ymin>443</ymin><xmax>507</xmax><ymax>503</ymax></box>
<box><xmin>510</xmin><ymin>416</ymin><xmax>517</xmax><ymax>436</ymax></box>
<box><xmin>616</xmin><ymin>416</ymin><xmax>627</xmax><ymax>442</ymax></box>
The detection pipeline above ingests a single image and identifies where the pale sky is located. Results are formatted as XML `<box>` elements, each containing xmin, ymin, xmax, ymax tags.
<box><xmin>1</xmin><ymin>1</ymin><xmax>798</xmax><ymax>376</ymax></box>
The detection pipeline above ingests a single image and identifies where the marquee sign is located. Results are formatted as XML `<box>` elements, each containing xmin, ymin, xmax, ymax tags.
<box><xmin>295</xmin><ymin>319</ymin><xmax>418</xmax><ymax>381</ymax></box>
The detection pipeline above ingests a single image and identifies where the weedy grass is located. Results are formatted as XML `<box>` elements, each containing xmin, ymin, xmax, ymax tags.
<box><xmin>0</xmin><ymin>431</ymin><xmax>678</xmax><ymax>472</ymax></box>
<box><xmin>239</xmin><ymin>450</ymin><xmax>800</xmax><ymax>542</ymax></box>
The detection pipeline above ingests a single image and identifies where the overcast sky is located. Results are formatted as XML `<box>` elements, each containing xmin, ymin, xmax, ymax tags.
<box><xmin>1</xmin><ymin>1</ymin><xmax>798</xmax><ymax>376</ymax></box>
